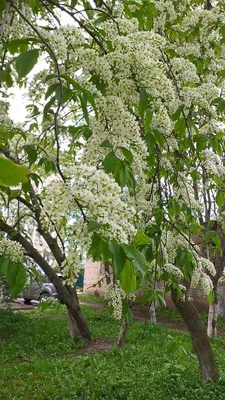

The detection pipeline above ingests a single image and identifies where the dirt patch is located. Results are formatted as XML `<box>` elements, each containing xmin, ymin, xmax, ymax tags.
<box><xmin>76</xmin><ymin>338</ymin><xmax>116</xmax><ymax>355</ymax></box>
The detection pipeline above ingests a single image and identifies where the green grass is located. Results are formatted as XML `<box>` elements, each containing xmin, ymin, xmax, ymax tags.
<box><xmin>78</xmin><ymin>293</ymin><xmax>105</xmax><ymax>303</ymax></box>
<box><xmin>1</xmin><ymin>306</ymin><xmax>225</xmax><ymax>400</ymax></box>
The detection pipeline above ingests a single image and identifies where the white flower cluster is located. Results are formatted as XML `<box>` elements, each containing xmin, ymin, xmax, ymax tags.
<box><xmin>42</xmin><ymin>181</ymin><xmax>73</xmax><ymax>228</ymax></box>
<box><xmin>71</xmin><ymin>165</ymin><xmax>137</xmax><ymax>244</ymax></box>
<box><xmin>82</xmin><ymin>96</ymin><xmax>148</xmax><ymax>175</ymax></box>
<box><xmin>173</xmin><ymin>173</ymin><xmax>202</xmax><ymax>211</ymax></box>
<box><xmin>170</xmin><ymin>58</ymin><xmax>199</xmax><ymax>85</ymax></box>
<box><xmin>0</xmin><ymin>238</ymin><xmax>24</xmax><ymax>263</ymax></box>
<box><xmin>163</xmin><ymin>263</ymin><xmax>184</xmax><ymax>279</ymax></box>
<box><xmin>105</xmin><ymin>283</ymin><xmax>126</xmax><ymax>320</ymax></box>
<box><xmin>61</xmin><ymin>223</ymin><xmax>90</xmax><ymax>287</ymax></box>
<box><xmin>201</xmin><ymin>149</ymin><xmax>225</xmax><ymax>177</ymax></box>
<box><xmin>163</xmin><ymin>232</ymin><xmax>215</xmax><ymax>296</ymax></box>
<box><xmin>191</xmin><ymin>258</ymin><xmax>216</xmax><ymax>296</ymax></box>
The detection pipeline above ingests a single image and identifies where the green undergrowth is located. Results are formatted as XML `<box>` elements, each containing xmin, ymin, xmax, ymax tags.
<box><xmin>78</xmin><ymin>293</ymin><xmax>105</xmax><ymax>303</ymax></box>
<box><xmin>1</xmin><ymin>306</ymin><xmax>225</xmax><ymax>400</ymax></box>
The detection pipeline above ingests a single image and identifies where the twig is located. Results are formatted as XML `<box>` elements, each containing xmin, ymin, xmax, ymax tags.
<box><xmin>11</xmin><ymin>1</ymin><xmax>65</xmax><ymax>181</ymax></box>
<box><xmin>44</xmin><ymin>0</ymin><xmax>107</xmax><ymax>54</ymax></box>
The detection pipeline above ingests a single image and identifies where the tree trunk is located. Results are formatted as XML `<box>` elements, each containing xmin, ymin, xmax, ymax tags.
<box><xmin>65</xmin><ymin>285</ymin><xmax>92</xmax><ymax>342</ymax></box>
<box><xmin>0</xmin><ymin>219</ymin><xmax>92</xmax><ymax>342</ymax></box>
<box><xmin>149</xmin><ymin>301</ymin><xmax>157</xmax><ymax>324</ymax></box>
<box><xmin>117</xmin><ymin>317</ymin><xmax>128</xmax><ymax>347</ymax></box>
<box><xmin>207</xmin><ymin>283</ymin><xmax>225</xmax><ymax>338</ymax></box>
<box><xmin>207</xmin><ymin>303</ymin><xmax>217</xmax><ymax>338</ymax></box>
<box><xmin>215</xmin><ymin>282</ymin><xmax>225</xmax><ymax>316</ymax></box>
<box><xmin>171</xmin><ymin>291</ymin><xmax>219</xmax><ymax>382</ymax></box>
<box><xmin>104</xmin><ymin>262</ymin><xmax>111</xmax><ymax>285</ymax></box>
<box><xmin>68</xmin><ymin>309</ymin><xmax>82</xmax><ymax>340</ymax></box>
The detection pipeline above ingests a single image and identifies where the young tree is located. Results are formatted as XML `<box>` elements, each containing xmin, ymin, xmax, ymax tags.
<box><xmin>1</xmin><ymin>0</ymin><xmax>225</xmax><ymax>381</ymax></box>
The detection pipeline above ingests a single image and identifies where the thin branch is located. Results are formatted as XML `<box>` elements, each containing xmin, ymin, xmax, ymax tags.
<box><xmin>11</xmin><ymin>1</ymin><xmax>65</xmax><ymax>181</ymax></box>
<box><xmin>164</xmin><ymin>217</ymin><xmax>202</xmax><ymax>259</ymax></box>
<box><xmin>44</xmin><ymin>0</ymin><xmax>107</xmax><ymax>54</ymax></box>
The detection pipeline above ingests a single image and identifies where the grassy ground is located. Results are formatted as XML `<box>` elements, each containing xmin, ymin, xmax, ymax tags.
<box><xmin>78</xmin><ymin>293</ymin><xmax>106</xmax><ymax>303</ymax></box>
<box><xmin>1</xmin><ymin>305</ymin><xmax>225</xmax><ymax>400</ymax></box>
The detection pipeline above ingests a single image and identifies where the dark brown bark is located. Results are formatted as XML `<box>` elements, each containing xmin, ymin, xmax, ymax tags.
<box><xmin>171</xmin><ymin>291</ymin><xmax>219</xmax><ymax>382</ymax></box>
<box><xmin>0</xmin><ymin>219</ymin><xmax>92</xmax><ymax>342</ymax></box>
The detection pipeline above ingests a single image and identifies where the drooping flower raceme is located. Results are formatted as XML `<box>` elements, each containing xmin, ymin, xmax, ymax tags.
<box><xmin>0</xmin><ymin>238</ymin><xmax>24</xmax><ymax>264</ymax></box>
<box><xmin>105</xmin><ymin>283</ymin><xmax>126</xmax><ymax>320</ymax></box>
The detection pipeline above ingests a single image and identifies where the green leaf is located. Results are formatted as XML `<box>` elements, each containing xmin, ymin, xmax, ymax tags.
<box><xmin>55</xmin><ymin>86</ymin><xmax>73</xmax><ymax>105</ymax></box>
<box><xmin>79</xmin><ymin>95</ymin><xmax>89</xmax><ymax>124</ymax></box>
<box><xmin>119</xmin><ymin>259</ymin><xmax>136</xmax><ymax>294</ymax></box>
<box><xmin>108</xmin><ymin>240</ymin><xmax>126</xmax><ymax>276</ymax></box>
<box><xmin>218</xmin><ymin>98</ymin><xmax>225</xmax><ymax>112</ymax></box>
<box><xmin>44</xmin><ymin>160</ymin><xmax>56</xmax><ymax>174</ymax></box>
<box><xmin>122</xmin><ymin>244</ymin><xmax>146</xmax><ymax>277</ymax></box>
<box><xmin>146</xmin><ymin>132</ymin><xmax>156</xmax><ymax>151</ymax></box>
<box><xmin>204</xmin><ymin>230</ymin><xmax>216</xmax><ymax>243</ymax></box>
<box><xmin>145</xmin><ymin>243</ymin><xmax>154</xmax><ymax>263</ymax></box>
<box><xmin>0</xmin><ymin>157</ymin><xmax>29</xmax><ymax>186</ymax></box>
<box><xmin>0</xmin><ymin>125</ymin><xmax>7</xmax><ymax>136</ymax></box>
<box><xmin>28</xmin><ymin>148</ymin><xmax>37</xmax><ymax>166</ymax></box>
<box><xmin>45</xmin><ymin>83</ymin><xmax>59</xmax><ymax>100</ymax></box>
<box><xmin>116</xmin><ymin>162</ymin><xmax>130</xmax><ymax>186</ymax></box>
<box><xmin>174</xmin><ymin>118</ymin><xmax>186</xmax><ymax>139</ymax></box>
<box><xmin>6</xmin><ymin>262</ymin><xmax>27</xmax><ymax>298</ymax></box>
<box><xmin>133</xmin><ymin>231</ymin><xmax>149</xmax><ymax>246</ymax></box>
<box><xmin>216</xmin><ymin>191</ymin><xmax>225</xmax><ymax>208</ymax></box>
<box><xmin>88</xmin><ymin>234</ymin><xmax>111</xmax><ymax>262</ymax></box>
<box><xmin>100</xmin><ymin>139</ymin><xmax>113</xmax><ymax>148</ymax></box>
<box><xmin>212</xmin><ymin>234</ymin><xmax>221</xmax><ymax>249</ymax></box>
<box><xmin>103</xmin><ymin>152</ymin><xmax>118</xmax><ymax>174</ymax></box>
<box><xmin>43</xmin><ymin>97</ymin><xmax>56</xmax><ymax>119</ymax></box>
<box><xmin>139</xmin><ymin>88</ymin><xmax>148</xmax><ymax>117</ymax></box>
<box><xmin>16</xmin><ymin>50</ymin><xmax>39</xmax><ymax>80</ymax></box>
<box><xmin>0</xmin><ymin>1</ymin><xmax>6</xmax><ymax>18</ymax></box>
<box><xmin>0</xmin><ymin>257</ymin><xmax>10</xmax><ymax>278</ymax></box>
<box><xmin>145</xmin><ymin>109</ymin><xmax>153</xmax><ymax>130</ymax></box>
<box><xmin>88</xmin><ymin>220</ymin><xmax>101</xmax><ymax>233</ymax></box>
<box><xmin>120</xmin><ymin>147</ymin><xmax>133</xmax><ymax>164</ymax></box>
<box><xmin>70</xmin><ymin>0</ymin><xmax>78</xmax><ymax>6</ymax></box>
<box><xmin>9</xmin><ymin>189</ymin><xmax>20</xmax><ymax>200</ymax></box>
<box><xmin>153</xmin><ymin>130</ymin><xmax>165</xmax><ymax>147</ymax></box>
<box><xmin>28</xmin><ymin>0</ymin><xmax>36</xmax><ymax>10</ymax></box>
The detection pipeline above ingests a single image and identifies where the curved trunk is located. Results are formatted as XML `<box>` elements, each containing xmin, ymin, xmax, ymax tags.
<box><xmin>171</xmin><ymin>291</ymin><xmax>219</xmax><ymax>382</ymax></box>
<box><xmin>0</xmin><ymin>219</ymin><xmax>92</xmax><ymax>342</ymax></box>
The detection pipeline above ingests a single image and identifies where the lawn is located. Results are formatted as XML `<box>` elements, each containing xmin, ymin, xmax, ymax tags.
<box><xmin>1</xmin><ymin>305</ymin><xmax>225</xmax><ymax>400</ymax></box>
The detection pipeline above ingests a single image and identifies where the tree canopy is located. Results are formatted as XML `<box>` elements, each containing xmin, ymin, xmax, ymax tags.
<box><xmin>1</xmin><ymin>0</ymin><xmax>225</xmax><ymax>381</ymax></box>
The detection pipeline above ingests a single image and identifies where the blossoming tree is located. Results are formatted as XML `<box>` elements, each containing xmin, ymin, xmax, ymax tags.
<box><xmin>1</xmin><ymin>0</ymin><xmax>225</xmax><ymax>381</ymax></box>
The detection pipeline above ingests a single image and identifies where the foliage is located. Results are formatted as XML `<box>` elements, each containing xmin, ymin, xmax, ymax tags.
<box><xmin>1</xmin><ymin>0</ymin><xmax>225</xmax><ymax>308</ymax></box>
<box><xmin>0</xmin><ymin>307</ymin><xmax>225</xmax><ymax>399</ymax></box>
<box><xmin>1</xmin><ymin>0</ymin><xmax>225</xmax><ymax>377</ymax></box>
